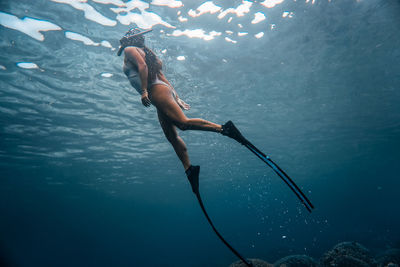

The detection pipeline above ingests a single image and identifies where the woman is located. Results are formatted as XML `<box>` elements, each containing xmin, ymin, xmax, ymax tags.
<box><xmin>118</xmin><ymin>28</ymin><xmax>241</xmax><ymax>194</ymax></box>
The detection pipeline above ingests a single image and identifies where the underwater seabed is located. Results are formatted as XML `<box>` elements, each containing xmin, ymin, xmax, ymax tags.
<box><xmin>230</xmin><ymin>241</ymin><xmax>400</xmax><ymax>267</ymax></box>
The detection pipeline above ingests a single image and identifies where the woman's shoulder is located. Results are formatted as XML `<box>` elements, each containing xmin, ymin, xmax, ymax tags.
<box><xmin>124</xmin><ymin>46</ymin><xmax>145</xmax><ymax>55</ymax></box>
<box><xmin>124</xmin><ymin>46</ymin><xmax>138</xmax><ymax>53</ymax></box>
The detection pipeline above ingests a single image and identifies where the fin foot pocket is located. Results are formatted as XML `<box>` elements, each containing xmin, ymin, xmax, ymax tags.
<box><xmin>186</xmin><ymin>165</ymin><xmax>200</xmax><ymax>194</ymax></box>
<box><xmin>221</xmin><ymin>120</ymin><xmax>248</xmax><ymax>145</ymax></box>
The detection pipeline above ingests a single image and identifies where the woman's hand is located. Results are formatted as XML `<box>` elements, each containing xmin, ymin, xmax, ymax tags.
<box><xmin>141</xmin><ymin>91</ymin><xmax>151</xmax><ymax>107</ymax></box>
<box><xmin>177</xmin><ymin>98</ymin><xmax>190</xmax><ymax>110</ymax></box>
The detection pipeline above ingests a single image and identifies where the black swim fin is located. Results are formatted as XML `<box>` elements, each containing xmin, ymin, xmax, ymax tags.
<box><xmin>185</xmin><ymin>165</ymin><xmax>253</xmax><ymax>267</ymax></box>
<box><xmin>221</xmin><ymin>120</ymin><xmax>248</xmax><ymax>145</ymax></box>
<box><xmin>186</xmin><ymin>165</ymin><xmax>200</xmax><ymax>195</ymax></box>
<box><xmin>221</xmin><ymin>120</ymin><xmax>314</xmax><ymax>213</ymax></box>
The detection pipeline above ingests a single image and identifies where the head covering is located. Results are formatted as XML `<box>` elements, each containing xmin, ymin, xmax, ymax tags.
<box><xmin>117</xmin><ymin>27</ymin><xmax>153</xmax><ymax>56</ymax></box>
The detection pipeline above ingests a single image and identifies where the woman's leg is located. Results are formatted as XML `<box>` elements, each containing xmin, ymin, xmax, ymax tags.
<box><xmin>157</xmin><ymin>109</ymin><xmax>191</xmax><ymax>170</ymax></box>
<box><xmin>150</xmin><ymin>84</ymin><xmax>222</xmax><ymax>132</ymax></box>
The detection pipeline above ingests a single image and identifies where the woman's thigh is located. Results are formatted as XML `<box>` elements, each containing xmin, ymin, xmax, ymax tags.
<box><xmin>150</xmin><ymin>84</ymin><xmax>188</xmax><ymax>124</ymax></box>
<box><xmin>157</xmin><ymin>109</ymin><xmax>178</xmax><ymax>142</ymax></box>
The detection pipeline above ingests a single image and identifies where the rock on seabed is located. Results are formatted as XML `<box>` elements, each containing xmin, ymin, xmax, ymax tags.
<box><xmin>319</xmin><ymin>241</ymin><xmax>376</xmax><ymax>266</ymax></box>
<box><xmin>375</xmin><ymin>248</ymin><xmax>400</xmax><ymax>267</ymax></box>
<box><xmin>230</xmin><ymin>258</ymin><xmax>272</xmax><ymax>267</ymax></box>
<box><xmin>228</xmin><ymin>242</ymin><xmax>399</xmax><ymax>267</ymax></box>
<box><xmin>274</xmin><ymin>254</ymin><xmax>318</xmax><ymax>267</ymax></box>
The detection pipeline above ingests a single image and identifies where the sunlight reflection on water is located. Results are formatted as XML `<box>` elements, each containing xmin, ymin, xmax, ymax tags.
<box><xmin>0</xmin><ymin>0</ymin><xmax>296</xmax><ymax>49</ymax></box>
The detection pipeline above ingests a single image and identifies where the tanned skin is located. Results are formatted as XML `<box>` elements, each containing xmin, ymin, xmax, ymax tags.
<box><xmin>124</xmin><ymin>47</ymin><xmax>222</xmax><ymax>170</ymax></box>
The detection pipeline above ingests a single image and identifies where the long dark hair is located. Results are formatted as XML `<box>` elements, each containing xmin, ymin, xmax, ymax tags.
<box><xmin>118</xmin><ymin>28</ymin><xmax>162</xmax><ymax>84</ymax></box>
<box><xmin>142</xmin><ymin>46</ymin><xmax>162</xmax><ymax>84</ymax></box>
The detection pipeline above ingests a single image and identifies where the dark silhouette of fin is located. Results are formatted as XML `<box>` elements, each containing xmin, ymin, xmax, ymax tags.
<box><xmin>186</xmin><ymin>165</ymin><xmax>253</xmax><ymax>267</ymax></box>
<box><xmin>186</xmin><ymin>165</ymin><xmax>200</xmax><ymax>194</ymax></box>
<box><xmin>221</xmin><ymin>120</ymin><xmax>248</xmax><ymax>145</ymax></box>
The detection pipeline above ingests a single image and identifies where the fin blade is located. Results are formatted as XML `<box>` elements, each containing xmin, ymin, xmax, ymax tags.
<box><xmin>245</xmin><ymin>143</ymin><xmax>314</xmax><ymax>212</ymax></box>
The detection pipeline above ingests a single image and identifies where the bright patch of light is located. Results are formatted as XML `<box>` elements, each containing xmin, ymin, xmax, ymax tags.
<box><xmin>0</xmin><ymin>65</ymin><xmax>6</xmax><ymax>70</ymax></box>
<box><xmin>92</xmin><ymin>0</ymin><xmax>125</xmax><ymax>6</ymax></box>
<box><xmin>116</xmin><ymin>10</ymin><xmax>174</xmax><ymax>28</ymax></box>
<box><xmin>111</xmin><ymin>1</ymin><xmax>174</xmax><ymax>29</ymax></box>
<box><xmin>0</xmin><ymin>12</ymin><xmax>61</xmax><ymax>41</ymax></box>
<box><xmin>251</xmin><ymin>12</ymin><xmax>266</xmax><ymax>24</ymax></box>
<box><xmin>17</xmin><ymin>62</ymin><xmax>39</xmax><ymax>69</ymax></box>
<box><xmin>218</xmin><ymin>1</ymin><xmax>252</xmax><ymax>19</ymax></box>
<box><xmin>225</xmin><ymin>37</ymin><xmax>237</xmax><ymax>44</ymax></box>
<box><xmin>238</xmin><ymin>23</ymin><xmax>243</xmax><ymax>28</ymax></box>
<box><xmin>110</xmin><ymin>0</ymin><xmax>148</xmax><ymax>13</ymax></box>
<box><xmin>188</xmin><ymin>1</ymin><xmax>221</xmax><ymax>18</ymax></box>
<box><xmin>236</xmin><ymin>1</ymin><xmax>252</xmax><ymax>16</ymax></box>
<box><xmin>227</xmin><ymin>17</ymin><xmax>233</xmax><ymax>23</ymax></box>
<box><xmin>170</xmin><ymin>29</ymin><xmax>221</xmax><ymax>41</ymax></box>
<box><xmin>65</xmin><ymin>31</ymin><xmax>100</xmax><ymax>46</ymax></box>
<box><xmin>218</xmin><ymin>8</ymin><xmax>233</xmax><ymax>19</ymax></box>
<box><xmin>100</xmin><ymin>40</ymin><xmax>112</xmax><ymax>48</ymax></box>
<box><xmin>282</xmin><ymin>11</ymin><xmax>294</xmax><ymax>18</ymax></box>
<box><xmin>178</xmin><ymin>16</ymin><xmax>188</xmax><ymax>22</ymax></box>
<box><xmin>238</xmin><ymin>32</ymin><xmax>248</xmax><ymax>36</ymax></box>
<box><xmin>260</xmin><ymin>0</ymin><xmax>284</xmax><ymax>8</ymax></box>
<box><xmin>161</xmin><ymin>49</ymin><xmax>167</xmax><ymax>53</ymax></box>
<box><xmin>51</xmin><ymin>0</ymin><xmax>117</xmax><ymax>26</ymax></box>
<box><xmin>101</xmin><ymin>73</ymin><xmax>113</xmax><ymax>77</ymax></box>
<box><xmin>151</xmin><ymin>0</ymin><xmax>183</xmax><ymax>8</ymax></box>
<box><xmin>177</xmin><ymin>56</ymin><xmax>185</xmax><ymax>60</ymax></box>
<box><xmin>225</xmin><ymin>30</ymin><xmax>233</xmax><ymax>35</ymax></box>
<box><xmin>255</xmin><ymin>32</ymin><xmax>264</xmax><ymax>38</ymax></box>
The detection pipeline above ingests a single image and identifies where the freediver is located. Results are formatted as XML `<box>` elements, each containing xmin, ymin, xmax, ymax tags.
<box><xmin>118</xmin><ymin>28</ymin><xmax>313</xmax><ymax>266</ymax></box>
<box><xmin>118</xmin><ymin>28</ymin><xmax>242</xmax><ymax>194</ymax></box>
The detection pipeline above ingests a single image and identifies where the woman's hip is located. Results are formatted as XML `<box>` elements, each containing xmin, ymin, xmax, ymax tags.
<box><xmin>149</xmin><ymin>84</ymin><xmax>178</xmax><ymax>106</ymax></box>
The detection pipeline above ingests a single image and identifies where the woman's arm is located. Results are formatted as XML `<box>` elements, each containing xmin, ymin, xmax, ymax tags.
<box><xmin>124</xmin><ymin>47</ymin><xmax>151</xmax><ymax>107</ymax></box>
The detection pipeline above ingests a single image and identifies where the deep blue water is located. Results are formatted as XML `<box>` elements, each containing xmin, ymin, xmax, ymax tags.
<box><xmin>1</xmin><ymin>0</ymin><xmax>399</xmax><ymax>266</ymax></box>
